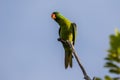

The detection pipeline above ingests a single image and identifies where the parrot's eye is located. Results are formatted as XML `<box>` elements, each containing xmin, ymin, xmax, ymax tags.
<box><xmin>51</xmin><ymin>14</ymin><xmax>56</xmax><ymax>19</ymax></box>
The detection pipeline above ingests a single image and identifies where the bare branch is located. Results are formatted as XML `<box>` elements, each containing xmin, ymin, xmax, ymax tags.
<box><xmin>58</xmin><ymin>38</ymin><xmax>95</xmax><ymax>80</ymax></box>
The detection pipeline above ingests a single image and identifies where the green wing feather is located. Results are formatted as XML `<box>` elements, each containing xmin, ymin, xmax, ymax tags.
<box><xmin>59</xmin><ymin>27</ymin><xmax>61</xmax><ymax>36</ymax></box>
<box><xmin>71</xmin><ymin>23</ymin><xmax>77</xmax><ymax>45</ymax></box>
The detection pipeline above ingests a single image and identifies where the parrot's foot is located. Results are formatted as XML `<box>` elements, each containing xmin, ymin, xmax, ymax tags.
<box><xmin>57</xmin><ymin>38</ymin><xmax>72</xmax><ymax>48</ymax></box>
<box><xmin>66</xmin><ymin>40</ymin><xmax>72</xmax><ymax>48</ymax></box>
<box><xmin>57</xmin><ymin>38</ymin><xmax>66</xmax><ymax>43</ymax></box>
<box><xmin>57</xmin><ymin>38</ymin><xmax>62</xmax><ymax>41</ymax></box>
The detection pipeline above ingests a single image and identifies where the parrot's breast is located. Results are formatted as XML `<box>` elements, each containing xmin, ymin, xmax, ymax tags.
<box><xmin>60</xmin><ymin>25</ymin><xmax>73</xmax><ymax>42</ymax></box>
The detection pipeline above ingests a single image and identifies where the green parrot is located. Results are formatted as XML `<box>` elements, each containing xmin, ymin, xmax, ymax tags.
<box><xmin>51</xmin><ymin>12</ymin><xmax>77</xmax><ymax>69</ymax></box>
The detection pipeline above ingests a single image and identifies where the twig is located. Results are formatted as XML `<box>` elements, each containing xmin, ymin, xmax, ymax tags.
<box><xmin>58</xmin><ymin>38</ymin><xmax>95</xmax><ymax>80</ymax></box>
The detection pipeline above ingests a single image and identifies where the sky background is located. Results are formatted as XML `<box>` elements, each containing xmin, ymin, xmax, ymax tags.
<box><xmin>0</xmin><ymin>0</ymin><xmax>120</xmax><ymax>80</ymax></box>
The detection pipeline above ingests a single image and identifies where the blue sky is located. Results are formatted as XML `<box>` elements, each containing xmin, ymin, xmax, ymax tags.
<box><xmin>0</xmin><ymin>0</ymin><xmax>120</xmax><ymax>80</ymax></box>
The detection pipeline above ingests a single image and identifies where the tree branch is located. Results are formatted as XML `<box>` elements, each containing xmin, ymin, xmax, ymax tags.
<box><xmin>58</xmin><ymin>38</ymin><xmax>95</xmax><ymax>80</ymax></box>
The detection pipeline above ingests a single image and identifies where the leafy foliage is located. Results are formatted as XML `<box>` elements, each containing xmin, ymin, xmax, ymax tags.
<box><xmin>105</xmin><ymin>29</ymin><xmax>120</xmax><ymax>75</ymax></box>
<box><xmin>96</xmin><ymin>29</ymin><xmax>120</xmax><ymax>80</ymax></box>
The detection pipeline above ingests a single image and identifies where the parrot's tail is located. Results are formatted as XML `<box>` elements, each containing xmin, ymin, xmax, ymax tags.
<box><xmin>65</xmin><ymin>50</ymin><xmax>72</xmax><ymax>69</ymax></box>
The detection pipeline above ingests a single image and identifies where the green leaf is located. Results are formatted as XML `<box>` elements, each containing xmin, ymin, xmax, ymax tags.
<box><xmin>104</xmin><ymin>75</ymin><xmax>112</xmax><ymax>80</ymax></box>
<box><xmin>94</xmin><ymin>77</ymin><xmax>102</xmax><ymax>80</ymax></box>
<box><xmin>113</xmin><ymin>77</ymin><xmax>120</xmax><ymax>80</ymax></box>
<box><xmin>109</xmin><ymin>68</ymin><xmax>120</xmax><ymax>74</ymax></box>
<box><xmin>104</xmin><ymin>62</ymin><xmax>119</xmax><ymax>68</ymax></box>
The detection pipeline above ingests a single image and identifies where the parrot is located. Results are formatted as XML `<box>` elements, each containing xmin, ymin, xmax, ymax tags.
<box><xmin>51</xmin><ymin>12</ymin><xmax>77</xmax><ymax>69</ymax></box>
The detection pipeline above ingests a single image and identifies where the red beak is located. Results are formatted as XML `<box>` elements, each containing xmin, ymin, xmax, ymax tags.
<box><xmin>51</xmin><ymin>13</ymin><xmax>56</xmax><ymax>19</ymax></box>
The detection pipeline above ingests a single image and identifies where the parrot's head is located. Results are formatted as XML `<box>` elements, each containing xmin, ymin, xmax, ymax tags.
<box><xmin>51</xmin><ymin>12</ymin><xmax>60</xmax><ymax>20</ymax></box>
<box><xmin>51</xmin><ymin>12</ymin><xmax>65</xmax><ymax>23</ymax></box>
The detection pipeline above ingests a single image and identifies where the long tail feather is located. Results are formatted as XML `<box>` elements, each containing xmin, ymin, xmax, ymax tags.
<box><xmin>65</xmin><ymin>50</ymin><xmax>72</xmax><ymax>69</ymax></box>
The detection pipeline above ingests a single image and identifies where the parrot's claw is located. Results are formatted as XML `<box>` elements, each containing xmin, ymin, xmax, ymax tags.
<box><xmin>57</xmin><ymin>38</ymin><xmax>72</xmax><ymax>48</ymax></box>
<box><xmin>57</xmin><ymin>38</ymin><xmax>62</xmax><ymax>41</ymax></box>
<box><xmin>57</xmin><ymin>38</ymin><xmax>66</xmax><ymax>44</ymax></box>
<box><xmin>66</xmin><ymin>40</ymin><xmax>72</xmax><ymax>48</ymax></box>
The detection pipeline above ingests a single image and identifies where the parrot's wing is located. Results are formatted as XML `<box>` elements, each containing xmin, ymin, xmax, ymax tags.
<box><xmin>71</xmin><ymin>23</ymin><xmax>77</xmax><ymax>45</ymax></box>
<box><xmin>59</xmin><ymin>27</ymin><xmax>61</xmax><ymax>36</ymax></box>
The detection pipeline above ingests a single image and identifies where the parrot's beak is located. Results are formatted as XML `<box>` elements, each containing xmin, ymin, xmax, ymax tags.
<box><xmin>51</xmin><ymin>13</ymin><xmax>56</xmax><ymax>19</ymax></box>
